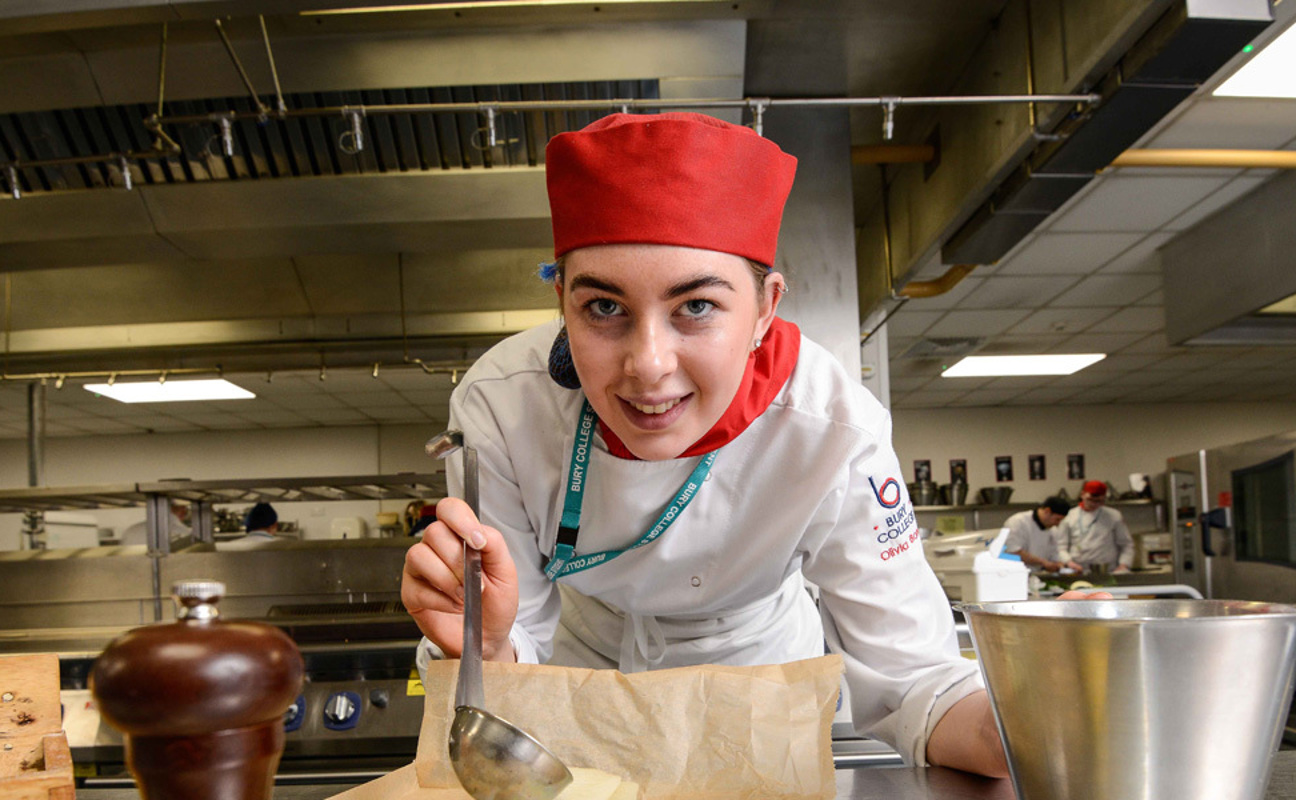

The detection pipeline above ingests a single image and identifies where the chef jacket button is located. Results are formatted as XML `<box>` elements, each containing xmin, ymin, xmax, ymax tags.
<box><xmin>690</xmin><ymin>576</ymin><xmax>702</xmax><ymax>587</ymax></box>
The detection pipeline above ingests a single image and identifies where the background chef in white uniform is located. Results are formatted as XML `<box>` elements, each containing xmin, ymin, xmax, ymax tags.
<box><xmin>1055</xmin><ymin>480</ymin><xmax>1134</xmax><ymax>573</ymax></box>
<box><xmin>217</xmin><ymin>502</ymin><xmax>279</xmax><ymax>550</ymax></box>
<box><xmin>1002</xmin><ymin>496</ymin><xmax>1081</xmax><ymax>572</ymax></box>
<box><xmin>401</xmin><ymin>112</ymin><xmax>1010</xmax><ymax>777</ymax></box>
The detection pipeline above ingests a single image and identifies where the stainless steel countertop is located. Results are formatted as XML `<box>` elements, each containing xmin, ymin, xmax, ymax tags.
<box><xmin>77</xmin><ymin>750</ymin><xmax>1296</xmax><ymax>799</ymax></box>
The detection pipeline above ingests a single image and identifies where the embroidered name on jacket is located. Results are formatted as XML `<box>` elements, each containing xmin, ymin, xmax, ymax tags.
<box><xmin>869</xmin><ymin>475</ymin><xmax>918</xmax><ymax>562</ymax></box>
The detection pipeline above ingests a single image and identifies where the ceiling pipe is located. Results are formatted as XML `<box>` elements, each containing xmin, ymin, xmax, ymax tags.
<box><xmin>1110</xmin><ymin>149</ymin><xmax>1296</xmax><ymax>169</ymax></box>
<box><xmin>897</xmin><ymin>264</ymin><xmax>977</xmax><ymax>299</ymax></box>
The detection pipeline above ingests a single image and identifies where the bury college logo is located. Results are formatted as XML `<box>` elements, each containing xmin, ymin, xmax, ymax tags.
<box><xmin>868</xmin><ymin>476</ymin><xmax>902</xmax><ymax>509</ymax></box>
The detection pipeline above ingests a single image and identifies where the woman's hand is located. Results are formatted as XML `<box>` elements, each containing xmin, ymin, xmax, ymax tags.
<box><xmin>401</xmin><ymin>496</ymin><xmax>521</xmax><ymax>662</ymax></box>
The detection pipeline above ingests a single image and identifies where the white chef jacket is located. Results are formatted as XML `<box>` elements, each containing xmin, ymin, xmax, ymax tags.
<box><xmin>418</xmin><ymin>319</ymin><xmax>981</xmax><ymax>765</ymax></box>
<box><xmin>1055</xmin><ymin>505</ymin><xmax>1133</xmax><ymax>569</ymax></box>
<box><xmin>1002</xmin><ymin>509</ymin><xmax>1062</xmax><ymax>564</ymax></box>
<box><xmin>216</xmin><ymin>530</ymin><xmax>278</xmax><ymax>551</ymax></box>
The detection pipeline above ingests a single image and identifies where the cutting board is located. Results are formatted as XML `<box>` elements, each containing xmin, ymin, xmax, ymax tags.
<box><xmin>0</xmin><ymin>653</ymin><xmax>75</xmax><ymax>800</ymax></box>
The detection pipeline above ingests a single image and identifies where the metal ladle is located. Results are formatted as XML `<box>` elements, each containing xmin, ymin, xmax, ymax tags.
<box><xmin>426</xmin><ymin>430</ymin><xmax>574</xmax><ymax>800</ymax></box>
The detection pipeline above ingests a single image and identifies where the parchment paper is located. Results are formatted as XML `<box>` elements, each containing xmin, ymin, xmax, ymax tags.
<box><xmin>329</xmin><ymin>654</ymin><xmax>842</xmax><ymax>800</ymax></box>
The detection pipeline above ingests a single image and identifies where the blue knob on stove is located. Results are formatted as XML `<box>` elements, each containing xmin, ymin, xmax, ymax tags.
<box><xmin>322</xmin><ymin>691</ymin><xmax>361</xmax><ymax>731</ymax></box>
<box><xmin>283</xmin><ymin>694</ymin><xmax>305</xmax><ymax>732</ymax></box>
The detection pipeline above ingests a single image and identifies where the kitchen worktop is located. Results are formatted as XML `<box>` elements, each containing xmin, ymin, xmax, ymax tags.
<box><xmin>76</xmin><ymin>750</ymin><xmax>1296</xmax><ymax>799</ymax></box>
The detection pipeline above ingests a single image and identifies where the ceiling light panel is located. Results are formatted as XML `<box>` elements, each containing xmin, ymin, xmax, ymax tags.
<box><xmin>1215</xmin><ymin>22</ymin><xmax>1296</xmax><ymax>98</ymax></box>
<box><xmin>84</xmin><ymin>379</ymin><xmax>256</xmax><ymax>404</ymax></box>
<box><xmin>941</xmin><ymin>354</ymin><xmax>1106</xmax><ymax>377</ymax></box>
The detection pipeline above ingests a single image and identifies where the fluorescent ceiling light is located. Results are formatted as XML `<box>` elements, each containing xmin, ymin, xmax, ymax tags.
<box><xmin>304</xmin><ymin>0</ymin><xmax>715</xmax><ymax>15</ymax></box>
<box><xmin>84</xmin><ymin>379</ymin><xmax>256</xmax><ymax>403</ymax></box>
<box><xmin>1214</xmin><ymin>23</ymin><xmax>1296</xmax><ymax>98</ymax></box>
<box><xmin>941</xmin><ymin>354</ymin><xmax>1106</xmax><ymax>378</ymax></box>
<box><xmin>1259</xmin><ymin>293</ymin><xmax>1296</xmax><ymax>314</ymax></box>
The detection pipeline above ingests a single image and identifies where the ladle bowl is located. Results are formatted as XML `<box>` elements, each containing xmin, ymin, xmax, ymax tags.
<box><xmin>449</xmin><ymin>706</ymin><xmax>575</xmax><ymax>800</ymax></box>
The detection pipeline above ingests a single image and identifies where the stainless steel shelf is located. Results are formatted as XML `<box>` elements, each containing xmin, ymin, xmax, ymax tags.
<box><xmin>914</xmin><ymin>499</ymin><xmax>1161</xmax><ymax>512</ymax></box>
<box><xmin>0</xmin><ymin>473</ymin><xmax>447</xmax><ymax>513</ymax></box>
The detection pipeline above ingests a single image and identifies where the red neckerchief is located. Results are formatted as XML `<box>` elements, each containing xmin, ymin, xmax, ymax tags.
<box><xmin>598</xmin><ymin>317</ymin><xmax>801</xmax><ymax>459</ymax></box>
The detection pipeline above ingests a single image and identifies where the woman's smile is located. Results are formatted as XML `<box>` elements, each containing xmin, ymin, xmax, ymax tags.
<box><xmin>620</xmin><ymin>394</ymin><xmax>692</xmax><ymax>429</ymax></box>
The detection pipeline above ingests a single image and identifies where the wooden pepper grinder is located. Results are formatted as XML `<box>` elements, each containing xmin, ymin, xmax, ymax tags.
<box><xmin>90</xmin><ymin>581</ymin><xmax>304</xmax><ymax>800</ymax></box>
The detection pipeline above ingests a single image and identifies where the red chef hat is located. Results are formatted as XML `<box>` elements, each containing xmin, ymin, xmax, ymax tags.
<box><xmin>545</xmin><ymin>113</ymin><xmax>798</xmax><ymax>265</ymax></box>
<box><xmin>1081</xmin><ymin>480</ymin><xmax>1108</xmax><ymax>497</ymax></box>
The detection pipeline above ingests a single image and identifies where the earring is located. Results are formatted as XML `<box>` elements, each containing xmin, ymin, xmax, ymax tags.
<box><xmin>548</xmin><ymin>326</ymin><xmax>582</xmax><ymax>390</ymax></box>
<box><xmin>753</xmin><ymin>337</ymin><xmax>763</xmax><ymax>351</ymax></box>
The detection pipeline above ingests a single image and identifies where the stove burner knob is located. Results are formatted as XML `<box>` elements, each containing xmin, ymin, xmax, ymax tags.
<box><xmin>369</xmin><ymin>689</ymin><xmax>389</xmax><ymax>709</ymax></box>
<box><xmin>324</xmin><ymin>693</ymin><xmax>356</xmax><ymax>725</ymax></box>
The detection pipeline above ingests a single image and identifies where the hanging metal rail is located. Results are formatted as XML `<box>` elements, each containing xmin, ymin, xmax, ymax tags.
<box><xmin>144</xmin><ymin>92</ymin><xmax>1100</xmax><ymax>146</ymax></box>
<box><xmin>1</xmin><ymin>92</ymin><xmax>1100</xmax><ymax>195</ymax></box>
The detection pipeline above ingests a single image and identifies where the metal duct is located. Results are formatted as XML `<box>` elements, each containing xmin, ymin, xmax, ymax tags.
<box><xmin>941</xmin><ymin>0</ymin><xmax>1272</xmax><ymax>265</ymax></box>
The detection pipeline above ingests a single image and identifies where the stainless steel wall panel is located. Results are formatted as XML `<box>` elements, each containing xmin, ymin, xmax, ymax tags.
<box><xmin>0</xmin><ymin>548</ymin><xmax>156</xmax><ymax>630</ymax></box>
<box><xmin>159</xmin><ymin>540</ymin><xmax>408</xmax><ymax>620</ymax></box>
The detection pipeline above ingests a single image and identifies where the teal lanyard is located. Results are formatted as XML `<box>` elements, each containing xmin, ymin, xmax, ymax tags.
<box><xmin>544</xmin><ymin>400</ymin><xmax>717</xmax><ymax>581</ymax></box>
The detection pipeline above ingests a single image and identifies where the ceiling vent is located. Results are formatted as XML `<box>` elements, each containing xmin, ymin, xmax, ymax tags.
<box><xmin>0</xmin><ymin>79</ymin><xmax>660</xmax><ymax>195</ymax></box>
<box><xmin>898</xmin><ymin>337</ymin><xmax>985</xmax><ymax>360</ymax></box>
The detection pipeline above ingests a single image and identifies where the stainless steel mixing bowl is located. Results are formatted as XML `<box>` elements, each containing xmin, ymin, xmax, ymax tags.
<box><xmin>961</xmin><ymin>599</ymin><xmax>1296</xmax><ymax>800</ymax></box>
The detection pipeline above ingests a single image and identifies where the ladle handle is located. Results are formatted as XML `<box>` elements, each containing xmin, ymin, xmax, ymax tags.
<box><xmin>456</xmin><ymin>446</ymin><xmax>485</xmax><ymax>710</ymax></box>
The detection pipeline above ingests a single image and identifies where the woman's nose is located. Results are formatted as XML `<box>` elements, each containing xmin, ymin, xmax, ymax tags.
<box><xmin>624</xmin><ymin>319</ymin><xmax>677</xmax><ymax>382</ymax></box>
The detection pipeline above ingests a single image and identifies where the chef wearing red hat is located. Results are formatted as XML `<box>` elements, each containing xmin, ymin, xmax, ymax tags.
<box><xmin>1055</xmin><ymin>480</ymin><xmax>1134</xmax><ymax>573</ymax></box>
<box><xmin>401</xmin><ymin>113</ymin><xmax>1007</xmax><ymax>776</ymax></box>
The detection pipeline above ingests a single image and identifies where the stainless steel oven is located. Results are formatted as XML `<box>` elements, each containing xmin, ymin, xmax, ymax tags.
<box><xmin>1168</xmin><ymin>430</ymin><xmax>1296</xmax><ymax>747</ymax></box>
<box><xmin>1167</xmin><ymin>431</ymin><xmax>1296</xmax><ymax>605</ymax></box>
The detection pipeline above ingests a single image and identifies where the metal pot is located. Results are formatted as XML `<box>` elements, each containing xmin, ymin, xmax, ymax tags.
<box><xmin>961</xmin><ymin>599</ymin><xmax>1296</xmax><ymax>800</ymax></box>
<box><xmin>940</xmin><ymin>482</ymin><xmax>968</xmax><ymax>506</ymax></box>
<box><xmin>978</xmin><ymin>486</ymin><xmax>1013</xmax><ymax>505</ymax></box>
<box><xmin>909</xmin><ymin>480</ymin><xmax>938</xmax><ymax>506</ymax></box>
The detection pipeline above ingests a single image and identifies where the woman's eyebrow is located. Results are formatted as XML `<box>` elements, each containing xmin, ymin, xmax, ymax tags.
<box><xmin>664</xmin><ymin>275</ymin><xmax>735</xmax><ymax>298</ymax></box>
<box><xmin>568</xmin><ymin>274</ymin><xmax>623</xmax><ymax>294</ymax></box>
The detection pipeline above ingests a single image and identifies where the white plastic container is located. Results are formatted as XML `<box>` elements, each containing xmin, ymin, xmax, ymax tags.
<box><xmin>923</xmin><ymin>528</ymin><xmax>1029</xmax><ymax>602</ymax></box>
<box><xmin>329</xmin><ymin>517</ymin><xmax>368</xmax><ymax>540</ymax></box>
<box><xmin>45</xmin><ymin>511</ymin><xmax>102</xmax><ymax>549</ymax></box>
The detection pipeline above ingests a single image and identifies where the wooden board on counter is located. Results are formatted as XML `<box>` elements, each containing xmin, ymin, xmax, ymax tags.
<box><xmin>1</xmin><ymin>654</ymin><xmax>75</xmax><ymax>800</ymax></box>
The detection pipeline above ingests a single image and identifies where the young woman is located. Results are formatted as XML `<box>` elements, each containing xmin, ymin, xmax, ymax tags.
<box><xmin>401</xmin><ymin>112</ymin><xmax>1008</xmax><ymax>776</ymax></box>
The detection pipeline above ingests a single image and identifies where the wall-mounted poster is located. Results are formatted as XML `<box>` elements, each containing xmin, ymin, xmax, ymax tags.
<box><xmin>995</xmin><ymin>456</ymin><xmax>1014</xmax><ymax>483</ymax></box>
<box><xmin>1028</xmin><ymin>454</ymin><xmax>1046</xmax><ymax>481</ymax></box>
<box><xmin>950</xmin><ymin>459</ymin><xmax>968</xmax><ymax>484</ymax></box>
<box><xmin>1067</xmin><ymin>453</ymin><xmax>1086</xmax><ymax>480</ymax></box>
<box><xmin>914</xmin><ymin>460</ymin><xmax>932</xmax><ymax>483</ymax></box>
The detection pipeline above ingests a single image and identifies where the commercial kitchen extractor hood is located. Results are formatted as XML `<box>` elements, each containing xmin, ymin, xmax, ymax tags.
<box><xmin>1162</xmin><ymin>167</ymin><xmax>1296</xmax><ymax>346</ymax></box>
